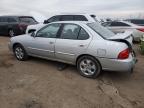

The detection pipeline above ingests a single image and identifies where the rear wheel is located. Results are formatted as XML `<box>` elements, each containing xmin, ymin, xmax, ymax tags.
<box><xmin>8</xmin><ymin>29</ymin><xmax>15</xmax><ymax>37</ymax></box>
<box><xmin>77</xmin><ymin>56</ymin><xmax>101</xmax><ymax>78</ymax></box>
<box><xmin>13</xmin><ymin>44</ymin><xmax>28</xmax><ymax>61</ymax></box>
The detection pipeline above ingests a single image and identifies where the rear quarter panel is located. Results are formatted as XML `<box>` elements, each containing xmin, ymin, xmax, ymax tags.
<box><xmin>86</xmin><ymin>40</ymin><xmax>128</xmax><ymax>59</ymax></box>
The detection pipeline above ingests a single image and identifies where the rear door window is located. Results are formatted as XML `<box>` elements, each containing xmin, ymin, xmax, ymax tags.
<box><xmin>60</xmin><ymin>24</ymin><xmax>80</xmax><ymax>39</ymax></box>
<box><xmin>78</xmin><ymin>28</ymin><xmax>89</xmax><ymax>40</ymax></box>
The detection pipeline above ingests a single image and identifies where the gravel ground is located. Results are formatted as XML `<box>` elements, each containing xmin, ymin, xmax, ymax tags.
<box><xmin>0</xmin><ymin>36</ymin><xmax>144</xmax><ymax>108</ymax></box>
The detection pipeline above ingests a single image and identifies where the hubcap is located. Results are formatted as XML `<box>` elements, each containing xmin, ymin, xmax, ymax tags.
<box><xmin>15</xmin><ymin>47</ymin><xmax>24</xmax><ymax>59</ymax></box>
<box><xmin>80</xmin><ymin>59</ymin><xmax>96</xmax><ymax>76</ymax></box>
<box><xmin>9</xmin><ymin>30</ymin><xmax>14</xmax><ymax>37</ymax></box>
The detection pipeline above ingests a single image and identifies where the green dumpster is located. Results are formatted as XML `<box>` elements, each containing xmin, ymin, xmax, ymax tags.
<box><xmin>140</xmin><ymin>36</ymin><xmax>144</xmax><ymax>55</ymax></box>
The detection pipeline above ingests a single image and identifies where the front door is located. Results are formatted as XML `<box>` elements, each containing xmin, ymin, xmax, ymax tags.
<box><xmin>27</xmin><ymin>23</ymin><xmax>61</xmax><ymax>59</ymax></box>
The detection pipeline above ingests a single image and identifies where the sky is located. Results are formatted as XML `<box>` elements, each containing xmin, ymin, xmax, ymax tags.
<box><xmin>0</xmin><ymin>0</ymin><xmax>144</xmax><ymax>22</ymax></box>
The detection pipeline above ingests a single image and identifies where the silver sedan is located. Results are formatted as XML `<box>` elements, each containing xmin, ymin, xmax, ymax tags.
<box><xmin>9</xmin><ymin>21</ymin><xmax>136</xmax><ymax>78</ymax></box>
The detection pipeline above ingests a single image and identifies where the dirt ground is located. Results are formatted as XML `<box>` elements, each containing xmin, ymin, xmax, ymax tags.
<box><xmin>0</xmin><ymin>36</ymin><xmax>144</xmax><ymax>108</ymax></box>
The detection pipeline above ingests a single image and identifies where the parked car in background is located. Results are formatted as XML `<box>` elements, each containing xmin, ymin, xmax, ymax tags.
<box><xmin>26</xmin><ymin>14</ymin><xmax>100</xmax><ymax>34</ymax></box>
<box><xmin>125</xmin><ymin>19</ymin><xmax>144</xmax><ymax>26</ymax></box>
<box><xmin>0</xmin><ymin>16</ymin><xmax>38</xmax><ymax>37</ymax></box>
<box><xmin>9</xmin><ymin>21</ymin><xmax>136</xmax><ymax>78</ymax></box>
<box><xmin>43</xmin><ymin>14</ymin><xmax>101</xmax><ymax>24</ymax></box>
<box><xmin>102</xmin><ymin>21</ymin><xmax>144</xmax><ymax>42</ymax></box>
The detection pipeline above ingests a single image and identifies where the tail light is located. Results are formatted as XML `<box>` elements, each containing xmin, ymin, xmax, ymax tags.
<box><xmin>118</xmin><ymin>48</ymin><xmax>130</xmax><ymax>59</ymax></box>
<box><xmin>137</xmin><ymin>28</ymin><xmax>144</xmax><ymax>32</ymax></box>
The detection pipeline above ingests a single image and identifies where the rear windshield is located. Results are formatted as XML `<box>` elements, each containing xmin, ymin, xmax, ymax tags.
<box><xmin>19</xmin><ymin>17</ymin><xmax>37</xmax><ymax>24</ymax></box>
<box><xmin>87</xmin><ymin>22</ymin><xmax>115</xmax><ymax>39</ymax></box>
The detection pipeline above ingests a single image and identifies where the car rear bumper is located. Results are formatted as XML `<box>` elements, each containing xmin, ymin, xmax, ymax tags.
<box><xmin>98</xmin><ymin>54</ymin><xmax>137</xmax><ymax>72</ymax></box>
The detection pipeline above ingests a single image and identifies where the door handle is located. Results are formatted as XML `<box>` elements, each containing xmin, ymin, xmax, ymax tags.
<box><xmin>49</xmin><ymin>42</ymin><xmax>54</xmax><ymax>44</ymax></box>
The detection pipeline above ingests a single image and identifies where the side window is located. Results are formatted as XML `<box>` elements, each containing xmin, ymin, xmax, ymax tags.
<box><xmin>74</xmin><ymin>15</ymin><xmax>88</xmax><ymax>21</ymax></box>
<box><xmin>111</xmin><ymin>22</ymin><xmax>130</xmax><ymax>26</ymax></box>
<box><xmin>8</xmin><ymin>18</ymin><xmax>17</xmax><ymax>22</ymax></box>
<box><xmin>61</xmin><ymin>15</ymin><xmax>74</xmax><ymax>21</ymax></box>
<box><xmin>0</xmin><ymin>17</ymin><xmax>7</xmax><ymax>22</ymax></box>
<box><xmin>36</xmin><ymin>23</ymin><xmax>61</xmax><ymax>38</ymax></box>
<box><xmin>60</xmin><ymin>24</ymin><xmax>80</xmax><ymax>39</ymax></box>
<box><xmin>78</xmin><ymin>28</ymin><xmax>89</xmax><ymax>40</ymax></box>
<box><xmin>47</xmin><ymin>16</ymin><xmax>61</xmax><ymax>23</ymax></box>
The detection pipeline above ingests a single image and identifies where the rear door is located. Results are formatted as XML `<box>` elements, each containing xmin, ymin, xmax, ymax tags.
<box><xmin>55</xmin><ymin>23</ymin><xmax>91</xmax><ymax>64</ymax></box>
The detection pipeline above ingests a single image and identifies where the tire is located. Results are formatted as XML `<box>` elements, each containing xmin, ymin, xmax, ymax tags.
<box><xmin>8</xmin><ymin>29</ymin><xmax>15</xmax><ymax>37</ymax></box>
<box><xmin>77</xmin><ymin>56</ymin><xmax>101</xmax><ymax>78</ymax></box>
<box><xmin>13</xmin><ymin>44</ymin><xmax>28</xmax><ymax>61</ymax></box>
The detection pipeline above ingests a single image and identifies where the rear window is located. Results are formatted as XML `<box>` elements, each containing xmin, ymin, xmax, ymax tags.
<box><xmin>87</xmin><ymin>22</ymin><xmax>115</xmax><ymax>39</ymax></box>
<box><xmin>19</xmin><ymin>17</ymin><xmax>37</xmax><ymax>24</ymax></box>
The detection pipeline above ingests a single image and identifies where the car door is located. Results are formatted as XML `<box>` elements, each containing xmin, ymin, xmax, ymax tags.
<box><xmin>26</xmin><ymin>23</ymin><xmax>61</xmax><ymax>59</ymax></box>
<box><xmin>0</xmin><ymin>17</ymin><xmax>8</xmax><ymax>35</ymax></box>
<box><xmin>55</xmin><ymin>23</ymin><xmax>91</xmax><ymax>64</ymax></box>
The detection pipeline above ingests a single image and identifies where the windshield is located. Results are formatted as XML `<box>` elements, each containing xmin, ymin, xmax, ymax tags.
<box><xmin>19</xmin><ymin>17</ymin><xmax>37</xmax><ymax>24</ymax></box>
<box><xmin>87</xmin><ymin>22</ymin><xmax>115</xmax><ymax>39</ymax></box>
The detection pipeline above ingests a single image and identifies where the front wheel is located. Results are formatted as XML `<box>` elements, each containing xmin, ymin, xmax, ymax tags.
<box><xmin>77</xmin><ymin>56</ymin><xmax>101</xmax><ymax>78</ymax></box>
<box><xmin>14</xmin><ymin>44</ymin><xmax>28</xmax><ymax>61</ymax></box>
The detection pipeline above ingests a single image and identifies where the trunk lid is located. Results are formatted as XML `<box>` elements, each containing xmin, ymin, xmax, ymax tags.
<box><xmin>108</xmin><ymin>31</ymin><xmax>133</xmax><ymax>45</ymax></box>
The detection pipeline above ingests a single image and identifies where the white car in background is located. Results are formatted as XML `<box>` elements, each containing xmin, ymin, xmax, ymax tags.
<box><xmin>43</xmin><ymin>14</ymin><xmax>101</xmax><ymax>24</ymax></box>
<box><xmin>102</xmin><ymin>21</ymin><xmax>144</xmax><ymax>42</ymax></box>
<box><xmin>26</xmin><ymin>14</ymin><xmax>101</xmax><ymax>34</ymax></box>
